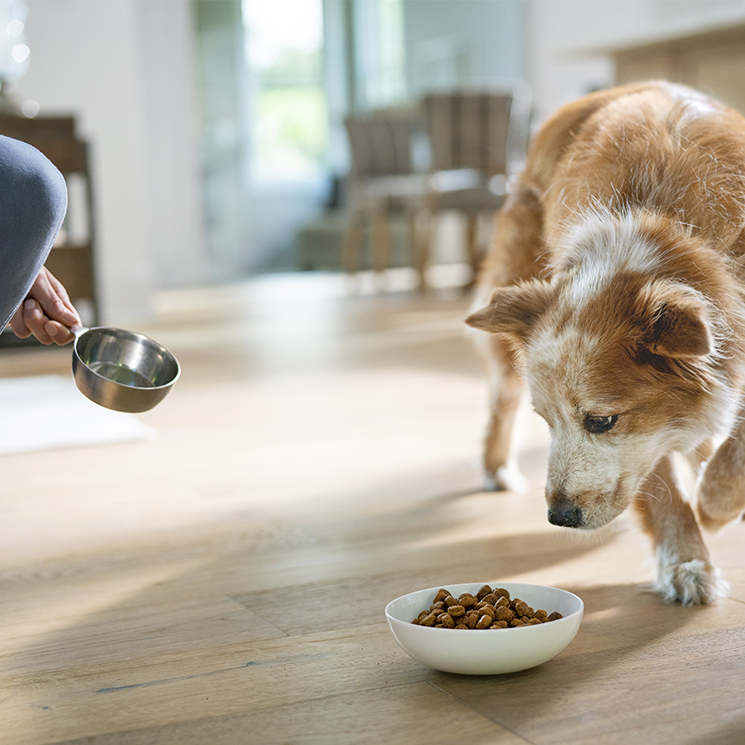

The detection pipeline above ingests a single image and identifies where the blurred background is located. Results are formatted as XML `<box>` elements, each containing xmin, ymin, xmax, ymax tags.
<box><xmin>3</xmin><ymin>0</ymin><xmax>744</xmax><ymax>325</ymax></box>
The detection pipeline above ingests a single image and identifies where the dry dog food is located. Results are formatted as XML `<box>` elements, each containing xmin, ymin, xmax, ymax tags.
<box><xmin>411</xmin><ymin>585</ymin><xmax>563</xmax><ymax>629</ymax></box>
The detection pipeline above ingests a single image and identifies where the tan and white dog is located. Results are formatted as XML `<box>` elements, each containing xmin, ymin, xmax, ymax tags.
<box><xmin>466</xmin><ymin>81</ymin><xmax>745</xmax><ymax>604</ymax></box>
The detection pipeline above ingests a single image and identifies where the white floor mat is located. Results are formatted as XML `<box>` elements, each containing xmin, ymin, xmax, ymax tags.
<box><xmin>0</xmin><ymin>375</ymin><xmax>155</xmax><ymax>455</ymax></box>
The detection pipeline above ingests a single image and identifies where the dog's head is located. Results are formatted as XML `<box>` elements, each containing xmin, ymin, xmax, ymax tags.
<box><xmin>467</xmin><ymin>268</ymin><xmax>726</xmax><ymax>530</ymax></box>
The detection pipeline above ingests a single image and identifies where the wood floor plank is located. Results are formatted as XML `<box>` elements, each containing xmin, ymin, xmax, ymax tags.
<box><xmin>1</xmin><ymin>624</ymin><xmax>428</xmax><ymax>743</ymax></box>
<box><xmin>53</xmin><ymin>682</ymin><xmax>527</xmax><ymax>745</ymax></box>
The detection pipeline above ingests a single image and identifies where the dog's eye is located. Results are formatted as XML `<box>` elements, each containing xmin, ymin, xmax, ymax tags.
<box><xmin>584</xmin><ymin>414</ymin><xmax>618</xmax><ymax>434</ymax></box>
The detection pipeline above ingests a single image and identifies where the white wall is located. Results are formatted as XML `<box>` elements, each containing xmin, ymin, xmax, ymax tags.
<box><xmin>22</xmin><ymin>0</ymin><xmax>206</xmax><ymax>323</ymax></box>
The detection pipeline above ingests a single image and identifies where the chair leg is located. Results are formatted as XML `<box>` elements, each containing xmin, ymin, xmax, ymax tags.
<box><xmin>410</xmin><ymin>209</ymin><xmax>429</xmax><ymax>290</ymax></box>
<box><xmin>464</xmin><ymin>212</ymin><xmax>481</xmax><ymax>283</ymax></box>
<box><xmin>370</xmin><ymin>208</ymin><xmax>391</xmax><ymax>290</ymax></box>
<box><xmin>342</xmin><ymin>211</ymin><xmax>364</xmax><ymax>278</ymax></box>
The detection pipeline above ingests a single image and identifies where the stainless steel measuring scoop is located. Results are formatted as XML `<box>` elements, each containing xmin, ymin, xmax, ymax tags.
<box><xmin>71</xmin><ymin>326</ymin><xmax>180</xmax><ymax>413</ymax></box>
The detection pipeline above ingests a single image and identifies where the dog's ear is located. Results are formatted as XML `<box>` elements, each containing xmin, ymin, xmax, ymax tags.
<box><xmin>465</xmin><ymin>279</ymin><xmax>554</xmax><ymax>340</ymax></box>
<box><xmin>637</xmin><ymin>280</ymin><xmax>713</xmax><ymax>358</ymax></box>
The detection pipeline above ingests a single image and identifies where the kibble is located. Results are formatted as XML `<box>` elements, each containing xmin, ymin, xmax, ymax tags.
<box><xmin>475</xmin><ymin>614</ymin><xmax>492</xmax><ymax>629</ymax></box>
<box><xmin>411</xmin><ymin>585</ymin><xmax>563</xmax><ymax>630</ymax></box>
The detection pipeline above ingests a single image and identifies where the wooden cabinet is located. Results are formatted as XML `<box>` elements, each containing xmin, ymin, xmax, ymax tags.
<box><xmin>612</xmin><ymin>22</ymin><xmax>745</xmax><ymax>114</ymax></box>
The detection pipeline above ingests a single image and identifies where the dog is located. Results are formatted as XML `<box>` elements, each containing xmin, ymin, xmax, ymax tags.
<box><xmin>466</xmin><ymin>81</ymin><xmax>745</xmax><ymax>605</ymax></box>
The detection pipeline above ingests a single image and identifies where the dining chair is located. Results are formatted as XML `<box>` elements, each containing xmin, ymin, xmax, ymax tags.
<box><xmin>420</xmin><ymin>83</ymin><xmax>532</xmax><ymax>281</ymax></box>
<box><xmin>342</xmin><ymin>106</ymin><xmax>429</xmax><ymax>287</ymax></box>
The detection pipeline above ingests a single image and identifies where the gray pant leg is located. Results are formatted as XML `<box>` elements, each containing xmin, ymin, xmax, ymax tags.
<box><xmin>0</xmin><ymin>134</ymin><xmax>68</xmax><ymax>329</ymax></box>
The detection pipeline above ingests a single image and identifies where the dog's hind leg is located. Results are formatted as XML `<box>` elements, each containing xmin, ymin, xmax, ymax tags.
<box><xmin>697</xmin><ymin>413</ymin><xmax>745</xmax><ymax>531</ymax></box>
<box><xmin>471</xmin><ymin>185</ymin><xmax>546</xmax><ymax>492</ymax></box>
<box><xmin>634</xmin><ymin>456</ymin><xmax>728</xmax><ymax>604</ymax></box>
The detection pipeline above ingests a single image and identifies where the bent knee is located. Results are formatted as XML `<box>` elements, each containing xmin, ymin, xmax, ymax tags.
<box><xmin>0</xmin><ymin>135</ymin><xmax>67</xmax><ymax>225</ymax></box>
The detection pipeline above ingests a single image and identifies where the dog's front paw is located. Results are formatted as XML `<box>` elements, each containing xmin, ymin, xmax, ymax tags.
<box><xmin>654</xmin><ymin>558</ymin><xmax>729</xmax><ymax>605</ymax></box>
<box><xmin>485</xmin><ymin>466</ymin><xmax>529</xmax><ymax>493</ymax></box>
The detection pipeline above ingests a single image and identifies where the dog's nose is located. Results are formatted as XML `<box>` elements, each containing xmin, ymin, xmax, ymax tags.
<box><xmin>547</xmin><ymin>498</ymin><xmax>582</xmax><ymax>528</ymax></box>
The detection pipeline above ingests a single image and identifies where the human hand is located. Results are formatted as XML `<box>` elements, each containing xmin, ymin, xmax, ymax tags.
<box><xmin>9</xmin><ymin>267</ymin><xmax>81</xmax><ymax>345</ymax></box>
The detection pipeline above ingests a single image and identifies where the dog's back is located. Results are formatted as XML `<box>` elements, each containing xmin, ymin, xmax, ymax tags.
<box><xmin>523</xmin><ymin>81</ymin><xmax>745</xmax><ymax>260</ymax></box>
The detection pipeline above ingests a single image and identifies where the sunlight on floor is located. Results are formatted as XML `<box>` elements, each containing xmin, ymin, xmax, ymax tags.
<box><xmin>3</xmin><ymin>559</ymin><xmax>206</xmax><ymax>654</ymax></box>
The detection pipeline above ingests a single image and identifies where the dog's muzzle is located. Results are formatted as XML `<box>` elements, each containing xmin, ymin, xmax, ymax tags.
<box><xmin>547</xmin><ymin>496</ymin><xmax>583</xmax><ymax>528</ymax></box>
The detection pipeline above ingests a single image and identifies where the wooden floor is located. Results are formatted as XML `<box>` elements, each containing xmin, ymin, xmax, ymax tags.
<box><xmin>2</xmin><ymin>271</ymin><xmax>745</xmax><ymax>745</ymax></box>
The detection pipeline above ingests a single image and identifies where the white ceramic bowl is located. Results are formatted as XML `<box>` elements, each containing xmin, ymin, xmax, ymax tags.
<box><xmin>385</xmin><ymin>582</ymin><xmax>583</xmax><ymax>675</ymax></box>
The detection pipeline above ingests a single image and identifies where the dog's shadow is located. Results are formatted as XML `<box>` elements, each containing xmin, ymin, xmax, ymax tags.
<box><xmin>560</xmin><ymin>579</ymin><xmax>704</xmax><ymax>650</ymax></box>
<box><xmin>427</xmin><ymin>581</ymin><xmax>713</xmax><ymax>735</ymax></box>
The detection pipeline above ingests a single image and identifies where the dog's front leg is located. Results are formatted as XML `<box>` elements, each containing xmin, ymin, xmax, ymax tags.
<box><xmin>479</xmin><ymin>334</ymin><xmax>526</xmax><ymax>491</ymax></box>
<box><xmin>471</xmin><ymin>185</ymin><xmax>546</xmax><ymax>492</ymax></box>
<box><xmin>633</xmin><ymin>456</ymin><xmax>727</xmax><ymax>604</ymax></box>
<box><xmin>697</xmin><ymin>409</ymin><xmax>745</xmax><ymax>531</ymax></box>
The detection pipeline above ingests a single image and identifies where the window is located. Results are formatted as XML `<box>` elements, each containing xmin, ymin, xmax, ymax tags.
<box><xmin>353</xmin><ymin>0</ymin><xmax>405</xmax><ymax>109</ymax></box>
<box><xmin>243</xmin><ymin>0</ymin><xmax>327</xmax><ymax>184</ymax></box>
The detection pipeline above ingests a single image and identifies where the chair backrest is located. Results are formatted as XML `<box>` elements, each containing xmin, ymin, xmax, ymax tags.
<box><xmin>422</xmin><ymin>90</ymin><xmax>518</xmax><ymax>176</ymax></box>
<box><xmin>344</xmin><ymin>107</ymin><xmax>424</xmax><ymax>177</ymax></box>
